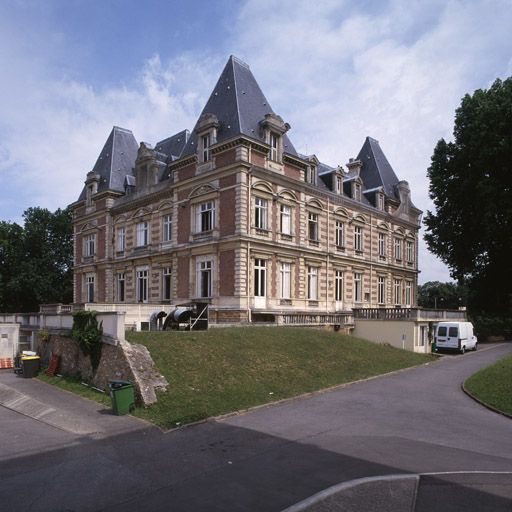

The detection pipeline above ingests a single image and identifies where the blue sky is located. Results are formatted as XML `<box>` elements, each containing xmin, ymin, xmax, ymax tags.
<box><xmin>1</xmin><ymin>0</ymin><xmax>511</xmax><ymax>283</ymax></box>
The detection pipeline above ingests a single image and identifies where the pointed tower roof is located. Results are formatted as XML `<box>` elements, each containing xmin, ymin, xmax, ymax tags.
<box><xmin>78</xmin><ymin>126</ymin><xmax>138</xmax><ymax>201</ymax></box>
<box><xmin>181</xmin><ymin>56</ymin><xmax>297</xmax><ymax>157</ymax></box>
<box><xmin>356</xmin><ymin>137</ymin><xmax>400</xmax><ymax>199</ymax></box>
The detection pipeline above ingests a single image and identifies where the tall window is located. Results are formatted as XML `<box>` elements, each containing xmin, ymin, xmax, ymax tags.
<box><xmin>254</xmin><ymin>259</ymin><xmax>266</xmax><ymax>297</ymax></box>
<box><xmin>280</xmin><ymin>262</ymin><xmax>291</xmax><ymax>299</ymax></box>
<box><xmin>197</xmin><ymin>201</ymin><xmax>215</xmax><ymax>232</ymax></box>
<box><xmin>117</xmin><ymin>272</ymin><xmax>125</xmax><ymax>302</ymax></box>
<box><xmin>336</xmin><ymin>176</ymin><xmax>343</xmax><ymax>194</ymax></box>
<box><xmin>84</xmin><ymin>234</ymin><xmax>96</xmax><ymax>257</ymax></box>
<box><xmin>163</xmin><ymin>215</ymin><xmax>172</xmax><ymax>242</ymax></box>
<box><xmin>136</xmin><ymin>221</ymin><xmax>149</xmax><ymax>247</ymax></box>
<box><xmin>354</xmin><ymin>183</ymin><xmax>361</xmax><ymax>201</ymax></box>
<box><xmin>406</xmin><ymin>241</ymin><xmax>414</xmax><ymax>263</ymax></box>
<box><xmin>378</xmin><ymin>233</ymin><xmax>386</xmax><ymax>258</ymax></box>
<box><xmin>378</xmin><ymin>276</ymin><xmax>385</xmax><ymax>304</ymax></box>
<box><xmin>405</xmin><ymin>281</ymin><xmax>412</xmax><ymax>306</ymax></box>
<box><xmin>307</xmin><ymin>266</ymin><xmax>318</xmax><ymax>300</ymax></box>
<box><xmin>163</xmin><ymin>267</ymin><xmax>172</xmax><ymax>301</ymax></box>
<box><xmin>394</xmin><ymin>279</ymin><xmax>402</xmax><ymax>305</ymax></box>
<box><xmin>136</xmin><ymin>268</ymin><xmax>148</xmax><ymax>302</ymax></box>
<box><xmin>377</xmin><ymin>193</ymin><xmax>384</xmax><ymax>210</ymax></box>
<box><xmin>197</xmin><ymin>260</ymin><xmax>212</xmax><ymax>298</ymax></box>
<box><xmin>116</xmin><ymin>227</ymin><xmax>125</xmax><ymax>252</ymax></box>
<box><xmin>354</xmin><ymin>226</ymin><xmax>363</xmax><ymax>252</ymax></box>
<box><xmin>280</xmin><ymin>204</ymin><xmax>291</xmax><ymax>235</ymax></box>
<box><xmin>86</xmin><ymin>274</ymin><xmax>95</xmax><ymax>302</ymax></box>
<box><xmin>354</xmin><ymin>272</ymin><xmax>362</xmax><ymax>302</ymax></box>
<box><xmin>394</xmin><ymin>238</ymin><xmax>402</xmax><ymax>261</ymax></box>
<box><xmin>308</xmin><ymin>212</ymin><xmax>318</xmax><ymax>241</ymax></box>
<box><xmin>269</xmin><ymin>132</ymin><xmax>279</xmax><ymax>161</ymax></box>
<box><xmin>201</xmin><ymin>133</ymin><xmax>211</xmax><ymax>162</ymax></box>
<box><xmin>335</xmin><ymin>220</ymin><xmax>345</xmax><ymax>248</ymax></box>
<box><xmin>335</xmin><ymin>270</ymin><xmax>344</xmax><ymax>302</ymax></box>
<box><xmin>306</xmin><ymin>166</ymin><xmax>316</xmax><ymax>184</ymax></box>
<box><xmin>254</xmin><ymin>197</ymin><xmax>268</xmax><ymax>230</ymax></box>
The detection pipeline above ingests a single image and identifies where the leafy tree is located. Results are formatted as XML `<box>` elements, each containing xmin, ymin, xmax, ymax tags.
<box><xmin>0</xmin><ymin>207</ymin><xmax>73</xmax><ymax>312</ymax></box>
<box><xmin>424</xmin><ymin>77</ymin><xmax>512</xmax><ymax>315</ymax></box>
<box><xmin>417</xmin><ymin>281</ymin><xmax>468</xmax><ymax>310</ymax></box>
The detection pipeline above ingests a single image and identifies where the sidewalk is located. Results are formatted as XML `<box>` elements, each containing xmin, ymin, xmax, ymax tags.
<box><xmin>0</xmin><ymin>369</ymin><xmax>152</xmax><ymax>437</ymax></box>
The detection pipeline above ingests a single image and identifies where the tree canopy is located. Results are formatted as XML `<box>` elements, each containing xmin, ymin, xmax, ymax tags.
<box><xmin>0</xmin><ymin>207</ymin><xmax>73</xmax><ymax>312</ymax></box>
<box><xmin>424</xmin><ymin>77</ymin><xmax>512</xmax><ymax>315</ymax></box>
<box><xmin>417</xmin><ymin>281</ymin><xmax>468</xmax><ymax>310</ymax></box>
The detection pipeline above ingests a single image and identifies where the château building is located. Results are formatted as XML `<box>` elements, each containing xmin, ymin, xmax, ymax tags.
<box><xmin>71</xmin><ymin>56</ymin><xmax>422</xmax><ymax>327</ymax></box>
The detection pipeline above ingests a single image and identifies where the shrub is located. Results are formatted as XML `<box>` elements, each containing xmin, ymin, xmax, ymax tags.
<box><xmin>71</xmin><ymin>310</ymin><xmax>103</xmax><ymax>371</ymax></box>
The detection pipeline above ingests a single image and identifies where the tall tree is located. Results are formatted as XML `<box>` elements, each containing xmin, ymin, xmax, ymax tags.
<box><xmin>0</xmin><ymin>207</ymin><xmax>73</xmax><ymax>312</ymax></box>
<box><xmin>417</xmin><ymin>281</ymin><xmax>468</xmax><ymax>310</ymax></box>
<box><xmin>424</xmin><ymin>77</ymin><xmax>512</xmax><ymax>315</ymax></box>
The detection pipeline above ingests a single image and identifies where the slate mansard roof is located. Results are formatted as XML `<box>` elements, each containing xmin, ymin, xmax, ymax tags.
<box><xmin>77</xmin><ymin>56</ymin><xmax>409</xmax><ymax>208</ymax></box>
<box><xmin>78</xmin><ymin>126</ymin><xmax>139</xmax><ymax>201</ymax></box>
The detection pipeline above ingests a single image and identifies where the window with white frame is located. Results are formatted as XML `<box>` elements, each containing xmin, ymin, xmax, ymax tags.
<box><xmin>354</xmin><ymin>225</ymin><xmax>363</xmax><ymax>252</ymax></box>
<box><xmin>136</xmin><ymin>221</ymin><xmax>149</xmax><ymax>247</ymax></box>
<box><xmin>306</xmin><ymin>166</ymin><xmax>317</xmax><ymax>184</ymax></box>
<box><xmin>378</xmin><ymin>276</ymin><xmax>385</xmax><ymax>304</ymax></box>
<box><xmin>354</xmin><ymin>183</ymin><xmax>361</xmax><ymax>201</ymax></box>
<box><xmin>394</xmin><ymin>238</ymin><xmax>402</xmax><ymax>261</ymax></box>
<box><xmin>307</xmin><ymin>266</ymin><xmax>318</xmax><ymax>300</ymax></box>
<box><xmin>197</xmin><ymin>260</ymin><xmax>213</xmax><ymax>298</ymax></box>
<box><xmin>394</xmin><ymin>279</ymin><xmax>402</xmax><ymax>305</ymax></box>
<box><xmin>116</xmin><ymin>227</ymin><xmax>125</xmax><ymax>252</ymax></box>
<box><xmin>280</xmin><ymin>262</ymin><xmax>291</xmax><ymax>299</ymax></box>
<box><xmin>201</xmin><ymin>133</ymin><xmax>211</xmax><ymax>162</ymax></box>
<box><xmin>308</xmin><ymin>212</ymin><xmax>318</xmax><ymax>241</ymax></box>
<box><xmin>354</xmin><ymin>272</ymin><xmax>362</xmax><ymax>302</ymax></box>
<box><xmin>86</xmin><ymin>274</ymin><xmax>95</xmax><ymax>302</ymax></box>
<box><xmin>377</xmin><ymin>193</ymin><xmax>384</xmax><ymax>210</ymax></box>
<box><xmin>254</xmin><ymin>197</ymin><xmax>268</xmax><ymax>230</ymax></box>
<box><xmin>163</xmin><ymin>267</ymin><xmax>172</xmax><ymax>301</ymax></box>
<box><xmin>196</xmin><ymin>201</ymin><xmax>215</xmax><ymax>232</ymax></box>
<box><xmin>162</xmin><ymin>214</ymin><xmax>172</xmax><ymax>242</ymax></box>
<box><xmin>136</xmin><ymin>267</ymin><xmax>149</xmax><ymax>302</ymax></box>
<box><xmin>336</xmin><ymin>176</ymin><xmax>343</xmax><ymax>194</ymax></box>
<box><xmin>406</xmin><ymin>241</ymin><xmax>414</xmax><ymax>263</ymax></box>
<box><xmin>117</xmin><ymin>272</ymin><xmax>125</xmax><ymax>302</ymax></box>
<box><xmin>335</xmin><ymin>220</ymin><xmax>345</xmax><ymax>248</ymax></box>
<box><xmin>335</xmin><ymin>270</ymin><xmax>344</xmax><ymax>302</ymax></box>
<box><xmin>280</xmin><ymin>204</ymin><xmax>292</xmax><ymax>235</ymax></box>
<box><xmin>84</xmin><ymin>234</ymin><xmax>96</xmax><ymax>257</ymax></box>
<box><xmin>378</xmin><ymin>233</ymin><xmax>386</xmax><ymax>258</ymax></box>
<box><xmin>254</xmin><ymin>259</ymin><xmax>266</xmax><ymax>297</ymax></box>
<box><xmin>405</xmin><ymin>281</ymin><xmax>412</xmax><ymax>306</ymax></box>
<box><xmin>269</xmin><ymin>132</ymin><xmax>279</xmax><ymax>161</ymax></box>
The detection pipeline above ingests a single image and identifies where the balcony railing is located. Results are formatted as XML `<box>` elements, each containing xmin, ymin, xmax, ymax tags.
<box><xmin>353</xmin><ymin>307</ymin><xmax>467</xmax><ymax>321</ymax></box>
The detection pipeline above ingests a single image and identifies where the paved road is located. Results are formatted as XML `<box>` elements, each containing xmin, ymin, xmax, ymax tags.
<box><xmin>0</xmin><ymin>343</ymin><xmax>511</xmax><ymax>511</ymax></box>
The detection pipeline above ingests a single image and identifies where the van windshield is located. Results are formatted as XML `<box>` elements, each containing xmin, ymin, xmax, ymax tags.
<box><xmin>448</xmin><ymin>327</ymin><xmax>458</xmax><ymax>337</ymax></box>
<box><xmin>438</xmin><ymin>326</ymin><xmax>447</xmax><ymax>336</ymax></box>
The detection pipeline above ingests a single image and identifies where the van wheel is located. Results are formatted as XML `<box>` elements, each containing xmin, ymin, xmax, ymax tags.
<box><xmin>460</xmin><ymin>346</ymin><xmax>466</xmax><ymax>354</ymax></box>
<box><xmin>473</xmin><ymin>343</ymin><xmax>478</xmax><ymax>351</ymax></box>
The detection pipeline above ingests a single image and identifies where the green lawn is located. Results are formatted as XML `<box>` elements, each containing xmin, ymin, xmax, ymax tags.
<box><xmin>464</xmin><ymin>354</ymin><xmax>512</xmax><ymax>416</ymax></box>
<box><xmin>126</xmin><ymin>327</ymin><xmax>436</xmax><ymax>429</ymax></box>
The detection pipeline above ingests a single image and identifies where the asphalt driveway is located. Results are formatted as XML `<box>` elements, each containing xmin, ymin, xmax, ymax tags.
<box><xmin>0</xmin><ymin>342</ymin><xmax>510</xmax><ymax>511</ymax></box>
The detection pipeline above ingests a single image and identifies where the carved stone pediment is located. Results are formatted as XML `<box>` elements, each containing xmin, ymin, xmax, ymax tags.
<box><xmin>189</xmin><ymin>184</ymin><xmax>218</xmax><ymax>199</ymax></box>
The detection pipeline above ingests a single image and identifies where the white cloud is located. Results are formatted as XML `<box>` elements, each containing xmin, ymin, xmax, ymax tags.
<box><xmin>230</xmin><ymin>0</ymin><xmax>512</xmax><ymax>282</ymax></box>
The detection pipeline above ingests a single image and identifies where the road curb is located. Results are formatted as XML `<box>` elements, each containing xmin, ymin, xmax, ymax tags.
<box><xmin>461</xmin><ymin>382</ymin><xmax>512</xmax><ymax>419</ymax></box>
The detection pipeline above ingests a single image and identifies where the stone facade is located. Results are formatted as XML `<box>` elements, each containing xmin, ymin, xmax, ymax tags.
<box><xmin>71</xmin><ymin>56</ymin><xmax>422</xmax><ymax>326</ymax></box>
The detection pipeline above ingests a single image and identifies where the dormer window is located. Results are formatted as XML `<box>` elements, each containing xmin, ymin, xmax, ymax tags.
<box><xmin>377</xmin><ymin>192</ymin><xmax>384</xmax><ymax>210</ymax></box>
<box><xmin>269</xmin><ymin>132</ymin><xmax>279</xmax><ymax>161</ymax></box>
<box><xmin>336</xmin><ymin>176</ymin><xmax>343</xmax><ymax>194</ymax></box>
<box><xmin>306</xmin><ymin>166</ymin><xmax>317</xmax><ymax>185</ymax></box>
<box><xmin>201</xmin><ymin>133</ymin><xmax>211</xmax><ymax>162</ymax></box>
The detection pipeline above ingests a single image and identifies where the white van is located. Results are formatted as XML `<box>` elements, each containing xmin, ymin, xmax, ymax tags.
<box><xmin>435</xmin><ymin>322</ymin><xmax>477</xmax><ymax>354</ymax></box>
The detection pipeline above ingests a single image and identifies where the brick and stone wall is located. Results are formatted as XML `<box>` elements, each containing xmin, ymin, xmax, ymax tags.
<box><xmin>40</xmin><ymin>333</ymin><xmax>168</xmax><ymax>406</ymax></box>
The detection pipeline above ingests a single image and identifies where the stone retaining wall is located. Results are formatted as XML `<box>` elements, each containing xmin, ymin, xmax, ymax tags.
<box><xmin>39</xmin><ymin>333</ymin><xmax>168</xmax><ymax>406</ymax></box>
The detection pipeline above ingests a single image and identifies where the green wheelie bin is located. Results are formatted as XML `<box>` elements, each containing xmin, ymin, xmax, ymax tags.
<box><xmin>109</xmin><ymin>380</ymin><xmax>135</xmax><ymax>415</ymax></box>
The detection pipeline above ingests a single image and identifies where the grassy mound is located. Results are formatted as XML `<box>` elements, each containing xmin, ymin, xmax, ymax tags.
<box><xmin>464</xmin><ymin>354</ymin><xmax>512</xmax><ymax>416</ymax></box>
<box><xmin>127</xmin><ymin>327</ymin><xmax>435</xmax><ymax>429</ymax></box>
